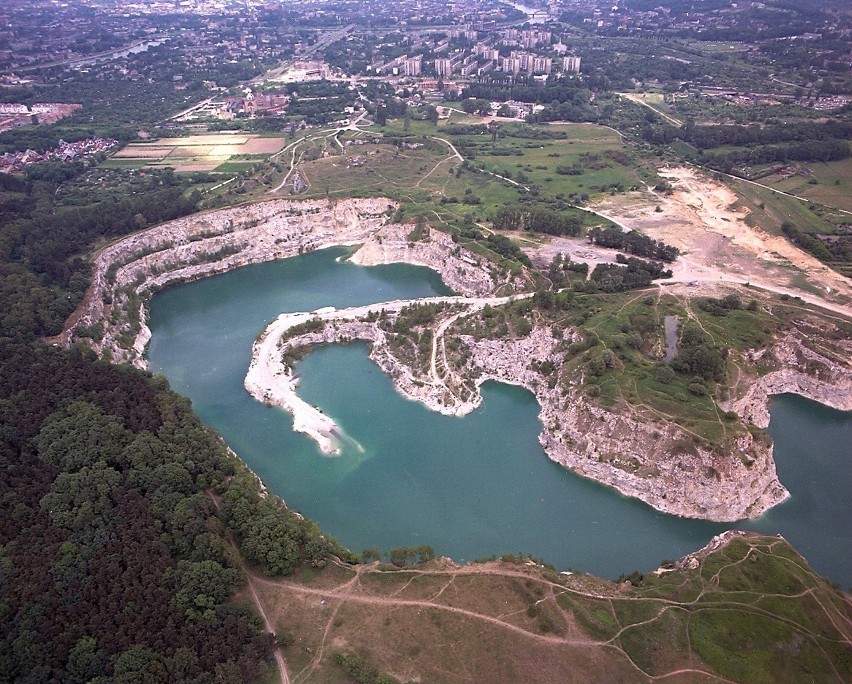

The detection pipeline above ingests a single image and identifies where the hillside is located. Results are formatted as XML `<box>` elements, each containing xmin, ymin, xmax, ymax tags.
<box><xmin>250</xmin><ymin>531</ymin><xmax>852</xmax><ymax>683</ymax></box>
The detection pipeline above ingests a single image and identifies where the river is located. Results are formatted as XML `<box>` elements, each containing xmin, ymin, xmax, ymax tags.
<box><xmin>146</xmin><ymin>248</ymin><xmax>852</xmax><ymax>586</ymax></box>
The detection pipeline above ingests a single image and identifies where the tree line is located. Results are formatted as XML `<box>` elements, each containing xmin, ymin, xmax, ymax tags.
<box><xmin>588</xmin><ymin>255</ymin><xmax>673</xmax><ymax>293</ymax></box>
<box><xmin>0</xmin><ymin>170</ymin><xmax>198</xmax><ymax>340</ymax></box>
<box><xmin>698</xmin><ymin>139</ymin><xmax>850</xmax><ymax>170</ymax></box>
<box><xmin>588</xmin><ymin>226</ymin><xmax>680</xmax><ymax>262</ymax></box>
<box><xmin>464</xmin><ymin>79</ymin><xmax>590</xmax><ymax>106</ymax></box>
<box><xmin>491</xmin><ymin>204</ymin><xmax>584</xmax><ymax>236</ymax></box>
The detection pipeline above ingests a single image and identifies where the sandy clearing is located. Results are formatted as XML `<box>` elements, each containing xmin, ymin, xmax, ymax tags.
<box><xmin>523</xmin><ymin>236</ymin><xmax>623</xmax><ymax>272</ymax></box>
<box><xmin>590</xmin><ymin>166</ymin><xmax>852</xmax><ymax>308</ymax></box>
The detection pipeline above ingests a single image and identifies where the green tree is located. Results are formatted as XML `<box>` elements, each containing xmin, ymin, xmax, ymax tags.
<box><xmin>113</xmin><ymin>645</ymin><xmax>168</xmax><ymax>684</ymax></box>
<box><xmin>174</xmin><ymin>559</ymin><xmax>242</xmax><ymax>622</ymax></box>
<box><xmin>37</xmin><ymin>401</ymin><xmax>132</xmax><ymax>472</ymax></box>
<box><xmin>66</xmin><ymin>637</ymin><xmax>109</xmax><ymax>684</ymax></box>
<box><xmin>40</xmin><ymin>462</ymin><xmax>122</xmax><ymax>531</ymax></box>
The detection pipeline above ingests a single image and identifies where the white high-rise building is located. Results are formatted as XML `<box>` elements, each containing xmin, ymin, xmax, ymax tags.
<box><xmin>563</xmin><ymin>56</ymin><xmax>581</xmax><ymax>73</ymax></box>
<box><xmin>532</xmin><ymin>56</ymin><xmax>552</xmax><ymax>74</ymax></box>
<box><xmin>435</xmin><ymin>58</ymin><xmax>454</xmax><ymax>77</ymax></box>
<box><xmin>404</xmin><ymin>56</ymin><xmax>422</xmax><ymax>76</ymax></box>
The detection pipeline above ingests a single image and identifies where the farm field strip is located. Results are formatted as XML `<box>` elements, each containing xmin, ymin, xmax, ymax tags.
<box><xmin>110</xmin><ymin>134</ymin><xmax>286</xmax><ymax>171</ymax></box>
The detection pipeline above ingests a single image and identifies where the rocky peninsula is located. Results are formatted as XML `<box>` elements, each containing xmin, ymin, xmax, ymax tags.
<box><xmin>61</xmin><ymin>197</ymin><xmax>852</xmax><ymax>523</ymax></box>
<box><xmin>246</xmin><ymin>285</ymin><xmax>852</xmax><ymax>523</ymax></box>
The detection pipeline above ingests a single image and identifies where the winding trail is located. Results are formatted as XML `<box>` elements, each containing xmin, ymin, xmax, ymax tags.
<box><xmin>245</xmin><ymin>535</ymin><xmax>851</xmax><ymax>683</ymax></box>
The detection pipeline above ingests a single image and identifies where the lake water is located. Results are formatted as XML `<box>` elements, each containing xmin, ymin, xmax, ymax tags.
<box><xmin>147</xmin><ymin>248</ymin><xmax>852</xmax><ymax>586</ymax></box>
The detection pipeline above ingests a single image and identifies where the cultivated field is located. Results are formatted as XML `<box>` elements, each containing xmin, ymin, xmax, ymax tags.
<box><xmin>108</xmin><ymin>133</ymin><xmax>286</xmax><ymax>172</ymax></box>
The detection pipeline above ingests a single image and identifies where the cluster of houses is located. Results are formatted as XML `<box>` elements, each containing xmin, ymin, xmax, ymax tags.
<box><xmin>0</xmin><ymin>137</ymin><xmax>118</xmax><ymax>174</ymax></box>
<box><xmin>219</xmin><ymin>90</ymin><xmax>291</xmax><ymax>119</ymax></box>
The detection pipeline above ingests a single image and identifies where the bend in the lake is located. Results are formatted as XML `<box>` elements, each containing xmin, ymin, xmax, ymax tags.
<box><xmin>62</xmin><ymin>199</ymin><xmax>852</xmax><ymax>527</ymax></box>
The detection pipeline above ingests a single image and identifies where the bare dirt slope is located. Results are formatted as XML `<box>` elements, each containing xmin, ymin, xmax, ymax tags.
<box><xmin>588</xmin><ymin>166</ymin><xmax>852</xmax><ymax>309</ymax></box>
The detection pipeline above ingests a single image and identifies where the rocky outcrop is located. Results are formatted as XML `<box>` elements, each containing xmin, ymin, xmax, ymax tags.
<box><xmin>351</xmin><ymin>224</ymin><xmax>505</xmax><ymax>297</ymax></box>
<box><xmin>459</xmin><ymin>329</ymin><xmax>789</xmax><ymax>522</ymax></box>
<box><xmin>257</xmin><ymin>307</ymin><xmax>810</xmax><ymax>522</ymax></box>
<box><xmin>60</xmin><ymin>198</ymin><xmax>508</xmax><ymax>367</ymax></box>
<box><xmin>733</xmin><ymin>334</ymin><xmax>852</xmax><ymax>427</ymax></box>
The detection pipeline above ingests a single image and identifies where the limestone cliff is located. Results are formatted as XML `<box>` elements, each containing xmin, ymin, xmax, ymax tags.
<box><xmin>733</xmin><ymin>333</ymin><xmax>852</xmax><ymax>427</ymax></box>
<box><xmin>262</xmin><ymin>304</ymin><xmax>850</xmax><ymax>522</ymax></box>
<box><xmin>60</xmin><ymin>198</ymin><xmax>508</xmax><ymax>367</ymax></box>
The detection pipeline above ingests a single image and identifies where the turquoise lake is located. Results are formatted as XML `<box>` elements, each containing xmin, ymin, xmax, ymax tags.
<box><xmin>146</xmin><ymin>248</ymin><xmax>852</xmax><ymax>586</ymax></box>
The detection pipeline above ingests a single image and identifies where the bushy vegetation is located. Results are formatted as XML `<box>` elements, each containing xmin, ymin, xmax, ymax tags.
<box><xmin>491</xmin><ymin>203</ymin><xmax>583</xmax><ymax>236</ymax></box>
<box><xmin>220</xmin><ymin>473</ymin><xmax>353</xmax><ymax>576</ymax></box>
<box><xmin>484</xmin><ymin>233</ymin><xmax>532</xmax><ymax>267</ymax></box>
<box><xmin>332</xmin><ymin>651</ymin><xmax>399</xmax><ymax>684</ymax></box>
<box><xmin>588</xmin><ymin>226</ymin><xmax>680</xmax><ymax>262</ymax></box>
<box><xmin>587</xmin><ymin>255</ymin><xmax>673</xmax><ymax>292</ymax></box>
<box><xmin>672</xmin><ymin>323</ymin><xmax>727</xmax><ymax>381</ymax></box>
<box><xmin>0</xmin><ymin>342</ymin><xmax>273</xmax><ymax>681</ymax></box>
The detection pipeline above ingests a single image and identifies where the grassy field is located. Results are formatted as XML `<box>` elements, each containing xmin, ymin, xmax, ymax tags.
<box><xmin>756</xmin><ymin>158</ymin><xmax>852</xmax><ymax>213</ymax></box>
<box><xmin>727</xmin><ymin>175</ymin><xmax>842</xmax><ymax>235</ymax></box>
<box><xmin>275</xmin><ymin>119</ymin><xmax>643</xmax><ymax>250</ymax></box>
<box><xmin>248</xmin><ymin>533</ymin><xmax>852</xmax><ymax>684</ymax></box>
<box><xmin>724</xmin><ymin>175</ymin><xmax>851</xmax><ymax>277</ymax></box>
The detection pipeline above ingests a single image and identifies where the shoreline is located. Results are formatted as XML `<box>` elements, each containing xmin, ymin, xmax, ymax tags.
<box><xmin>58</xmin><ymin>197</ymin><xmax>852</xmax><ymax>524</ymax></box>
<box><xmin>246</xmin><ymin>297</ymin><xmax>851</xmax><ymax>523</ymax></box>
<box><xmin>60</xmin><ymin>197</ymin><xmax>508</xmax><ymax>368</ymax></box>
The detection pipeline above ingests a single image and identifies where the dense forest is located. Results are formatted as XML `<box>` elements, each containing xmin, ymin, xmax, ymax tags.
<box><xmin>0</xmin><ymin>158</ymin><xmax>355</xmax><ymax>680</ymax></box>
<box><xmin>0</xmin><ymin>168</ymin><xmax>199</xmax><ymax>339</ymax></box>
<box><xmin>0</xmin><ymin>340</ymin><xmax>272</xmax><ymax>682</ymax></box>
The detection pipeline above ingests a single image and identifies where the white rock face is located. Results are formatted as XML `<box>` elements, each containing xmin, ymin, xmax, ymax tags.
<box><xmin>60</xmin><ymin>198</ymin><xmax>510</xmax><ymax>367</ymax></box>
<box><xmin>254</xmin><ymin>308</ymin><xmax>851</xmax><ymax>523</ymax></box>
<box><xmin>733</xmin><ymin>337</ymin><xmax>852</xmax><ymax>427</ymax></box>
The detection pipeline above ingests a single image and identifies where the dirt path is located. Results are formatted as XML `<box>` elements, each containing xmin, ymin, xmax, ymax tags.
<box><xmin>247</xmin><ymin>535</ymin><xmax>852</xmax><ymax>683</ymax></box>
<box><xmin>415</xmin><ymin>152</ymin><xmax>458</xmax><ymax>188</ymax></box>
<box><xmin>253</xmin><ymin>573</ymin><xmax>596</xmax><ymax>647</ymax></box>
<box><xmin>207</xmin><ymin>491</ymin><xmax>291</xmax><ymax>684</ymax></box>
<box><xmin>429</xmin><ymin>309</ymin><xmax>468</xmax><ymax>392</ymax></box>
<box><xmin>617</xmin><ymin>93</ymin><xmax>683</xmax><ymax>127</ymax></box>
<box><xmin>247</xmin><ymin>574</ymin><xmax>291</xmax><ymax>684</ymax></box>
